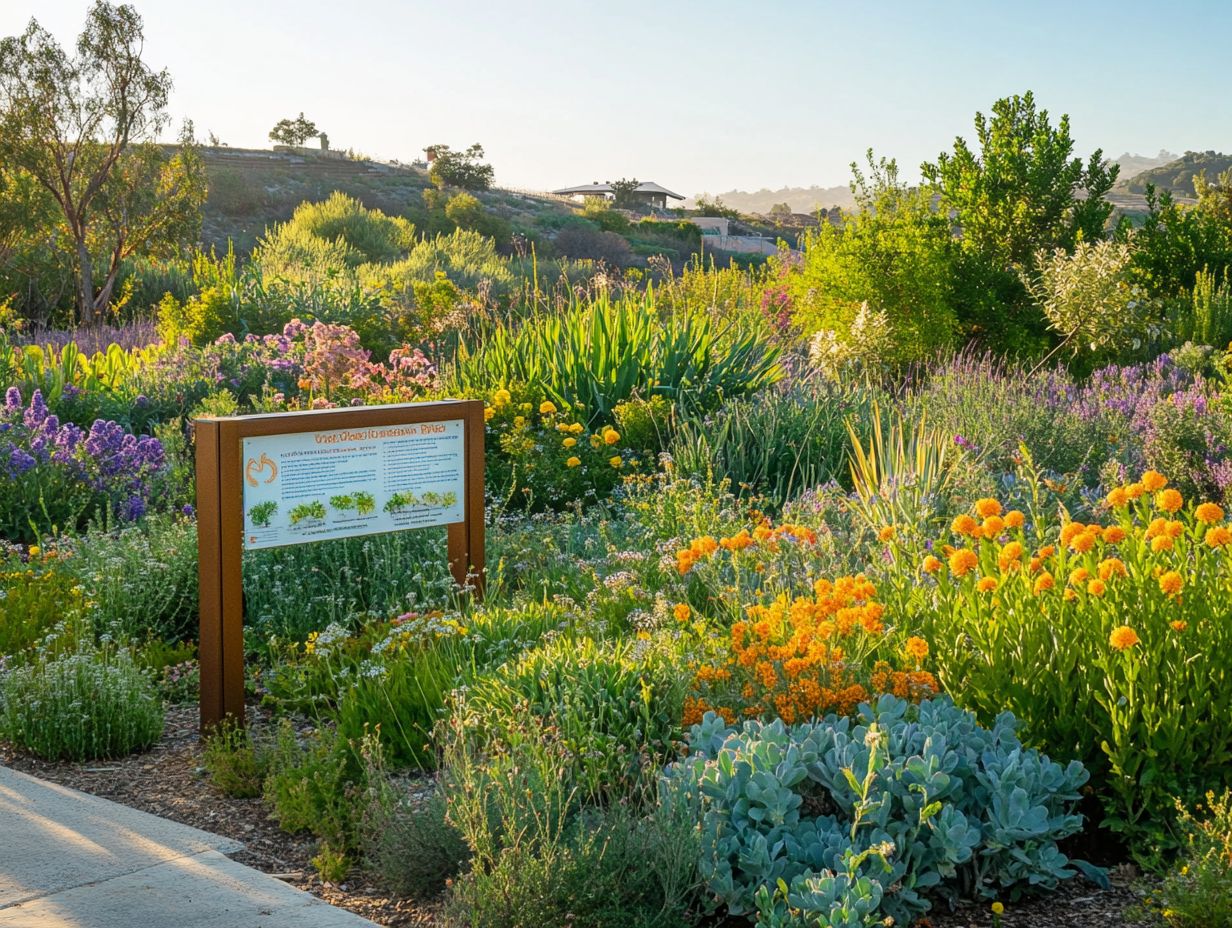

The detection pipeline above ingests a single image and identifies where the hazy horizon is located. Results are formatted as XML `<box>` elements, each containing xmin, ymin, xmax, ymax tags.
<box><xmin>3</xmin><ymin>0</ymin><xmax>1231</xmax><ymax>197</ymax></box>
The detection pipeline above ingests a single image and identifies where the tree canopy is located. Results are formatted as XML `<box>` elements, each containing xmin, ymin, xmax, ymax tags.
<box><xmin>269</xmin><ymin>112</ymin><xmax>320</xmax><ymax>148</ymax></box>
<box><xmin>0</xmin><ymin>1</ymin><xmax>206</xmax><ymax>323</ymax></box>
<box><xmin>427</xmin><ymin>144</ymin><xmax>494</xmax><ymax>191</ymax></box>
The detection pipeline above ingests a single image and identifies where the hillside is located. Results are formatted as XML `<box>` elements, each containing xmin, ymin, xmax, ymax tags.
<box><xmin>1111</xmin><ymin>149</ymin><xmax>1178</xmax><ymax>182</ymax></box>
<box><xmin>1118</xmin><ymin>150</ymin><xmax>1232</xmax><ymax>197</ymax></box>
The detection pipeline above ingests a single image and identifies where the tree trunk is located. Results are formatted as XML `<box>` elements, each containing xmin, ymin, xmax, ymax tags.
<box><xmin>75</xmin><ymin>238</ymin><xmax>96</xmax><ymax>325</ymax></box>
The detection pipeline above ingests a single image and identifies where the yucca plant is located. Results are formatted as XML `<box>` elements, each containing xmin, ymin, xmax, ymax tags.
<box><xmin>845</xmin><ymin>399</ymin><xmax>953</xmax><ymax>531</ymax></box>
<box><xmin>447</xmin><ymin>289</ymin><xmax>781</xmax><ymax>423</ymax></box>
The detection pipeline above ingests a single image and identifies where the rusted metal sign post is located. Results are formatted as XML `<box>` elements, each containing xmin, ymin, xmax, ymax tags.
<box><xmin>195</xmin><ymin>400</ymin><xmax>485</xmax><ymax>731</ymax></box>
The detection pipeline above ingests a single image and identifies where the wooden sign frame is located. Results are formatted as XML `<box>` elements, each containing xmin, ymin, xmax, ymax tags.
<box><xmin>194</xmin><ymin>400</ymin><xmax>485</xmax><ymax>731</ymax></box>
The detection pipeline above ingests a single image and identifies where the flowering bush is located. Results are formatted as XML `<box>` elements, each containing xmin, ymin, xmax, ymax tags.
<box><xmin>685</xmin><ymin>574</ymin><xmax>936</xmax><ymax>726</ymax></box>
<box><xmin>0</xmin><ymin>388</ymin><xmax>166</xmax><ymax>542</ymax></box>
<box><xmin>894</xmin><ymin>480</ymin><xmax>1232</xmax><ymax>849</ymax></box>
<box><xmin>483</xmin><ymin>384</ymin><xmax>633</xmax><ymax>509</ymax></box>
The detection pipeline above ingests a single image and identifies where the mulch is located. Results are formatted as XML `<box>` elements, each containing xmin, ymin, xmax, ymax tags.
<box><xmin>0</xmin><ymin>706</ymin><xmax>1151</xmax><ymax>928</ymax></box>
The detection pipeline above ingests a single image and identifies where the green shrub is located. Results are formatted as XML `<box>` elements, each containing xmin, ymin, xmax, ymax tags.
<box><xmin>1143</xmin><ymin>790</ymin><xmax>1232</xmax><ymax>927</ymax></box>
<box><xmin>202</xmin><ymin>721</ymin><xmax>272</xmax><ymax>798</ymax></box>
<box><xmin>664</xmin><ymin>696</ymin><xmax>1101</xmax><ymax>927</ymax></box>
<box><xmin>670</xmin><ymin>379</ymin><xmax>875</xmax><ymax>505</ymax></box>
<box><xmin>0</xmin><ymin>647</ymin><xmax>164</xmax><ymax>761</ymax></box>
<box><xmin>448</xmin><ymin>290</ymin><xmax>781</xmax><ymax>424</ymax></box>
<box><xmin>0</xmin><ymin>559</ymin><xmax>86</xmax><ymax>657</ymax></box>
<box><xmin>272</xmin><ymin>192</ymin><xmax>416</xmax><ymax>265</ymax></box>
<box><xmin>363</xmin><ymin>774</ymin><xmax>469</xmax><ymax>900</ymax></box>
<box><xmin>264</xmin><ymin>721</ymin><xmax>366</xmax><ymax>879</ymax></box>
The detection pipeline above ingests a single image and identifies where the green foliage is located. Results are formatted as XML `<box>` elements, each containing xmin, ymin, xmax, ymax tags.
<box><xmin>664</xmin><ymin>696</ymin><xmax>1097</xmax><ymax>926</ymax></box>
<box><xmin>362</xmin><ymin>766</ymin><xmax>469</xmax><ymax>900</ymax></box>
<box><xmin>444</xmin><ymin>192</ymin><xmax>510</xmax><ymax>243</ymax></box>
<box><xmin>0</xmin><ymin>4</ymin><xmax>206</xmax><ymax>323</ymax></box>
<box><xmin>1169</xmin><ymin>268</ymin><xmax>1232</xmax><ymax>348</ymax></box>
<box><xmin>609</xmin><ymin>177</ymin><xmax>642</xmax><ymax>210</ymax></box>
<box><xmin>202</xmin><ymin>721</ymin><xmax>272</xmax><ymax>798</ymax></box>
<box><xmin>428</xmin><ymin>143</ymin><xmax>494</xmax><ymax>191</ymax></box>
<box><xmin>581</xmin><ymin>196</ymin><xmax>631</xmax><ymax>232</ymax></box>
<box><xmin>1143</xmin><ymin>790</ymin><xmax>1232</xmax><ymax>927</ymax></box>
<box><xmin>449</xmin><ymin>290</ymin><xmax>781</xmax><ymax>424</ymax></box>
<box><xmin>1129</xmin><ymin>186</ymin><xmax>1232</xmax><ymax>296</ymax></box>
<box><xmin>0</xmin><ymin>559</ymin><xmax>86</xmax><ymax>657</ymax></box>
<box><xmin>268</xmin><ymin>112</ymin><xmax>319</xmax><ymax>148</ymax></box>
<box><xmin>922</xmin><ymin>91</ymin><xmax>1117</xmax><ymax>268</ymax></box>
<box><xmin>378</xmin><ymin>228</ymin><xmax>514</xmax><ymax>297</ymax></box>
<box><xmin>452</xmin><ymin>637</ymin><xmax>688</xmax><ymax>805</ymax></box>
<box><xmin>1125</xmin><ymin>151</ymin><xmax>1232</xmax><ymax>198</ymax></box>
<box><xmin>270</xmin><ymin>192</ymin><xmax>415</xmax><ymax>265</ymax></box>
<box><xmin>671</xmin><ymin>379</ymin><xmax>875</xmax><ymax>505</ymax></box>
<box><xmin>784</xmin><ymin>154</ymin><xmax>959</xmax><ymax>367</ymax></box>
<box><xmin>0</xmin><ymin>646</ymin><xmax>164</xmax><ymax>761</ymax></box>
<box><xmin>264</xmin><ymin>720</ymin><xmax>366</xmax><ymax>877</ymax></box>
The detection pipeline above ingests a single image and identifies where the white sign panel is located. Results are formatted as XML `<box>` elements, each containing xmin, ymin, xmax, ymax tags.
<box><xmin>241</xmin><ymin>419</ymin><xmax>465</xmax><ymax>550</ymax></box>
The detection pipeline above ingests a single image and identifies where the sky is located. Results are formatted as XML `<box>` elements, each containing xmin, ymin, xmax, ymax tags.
<box><xmin>3</xmin><ymin>0</ymin><xmax>1231</xmax><ymax>197</ymax></box>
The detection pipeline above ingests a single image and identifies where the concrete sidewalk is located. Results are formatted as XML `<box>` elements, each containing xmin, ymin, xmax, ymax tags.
<box><xmin>0</xmin><ymin>765</ymin><xmax>379</xmax><ymax>927</ymax></box>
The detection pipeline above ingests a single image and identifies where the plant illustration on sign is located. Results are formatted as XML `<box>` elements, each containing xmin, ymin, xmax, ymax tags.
<box><xmin>289</xmin><ymin>501</ymin><xmax>327</xmax><ymax>524</ymax></box>
<box><xmin>384</xmin><ymin>491</ymin><xmax>420</xmax><ymax>513</ymax></box>
<box><xmin>249</xmin><ymin>501</ymin><xmax>278</xmax><ymax>527</ymax></box>
<box><xmin>354</xmin><ymin>491</ymin><xmax>376</xmax><ymax>515</ymax></box>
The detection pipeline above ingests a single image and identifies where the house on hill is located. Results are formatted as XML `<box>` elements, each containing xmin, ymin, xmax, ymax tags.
<box><xmin>552</xmin><ymin>181</ymin><xmax>685</xmax><ymax>209</ymax></box>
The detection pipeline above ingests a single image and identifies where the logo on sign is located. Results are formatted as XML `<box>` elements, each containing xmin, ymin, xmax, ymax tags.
<box><xmin>245</xmin><ymin>453</ymin><xmax>278</xmax><ymax>487</ymax></box>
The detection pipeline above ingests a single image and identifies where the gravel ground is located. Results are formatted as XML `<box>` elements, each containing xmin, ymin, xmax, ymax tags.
<box><xmin>1</xmin><ymin>705</ymin><xmax>1150</xmax><ymax>927</ymax></box>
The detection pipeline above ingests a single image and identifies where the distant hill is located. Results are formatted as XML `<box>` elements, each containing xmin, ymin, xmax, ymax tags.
<box><xmin>1118</xmin><ymin>150</ymin><xmax>1232</xmax><ymax>197</ymax></box>
<box><xmin>1111</xmin><ymin>150</ymin><xmax>1178</xmax><ymax>183</ymax></box>
<box><xmin>684</xmin><ymin>184</ymin><xmax>855</xmax><ymax>216</ymax></box>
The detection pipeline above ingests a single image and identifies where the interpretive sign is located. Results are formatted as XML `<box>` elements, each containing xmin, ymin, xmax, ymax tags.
<box><xmin>241</xmin><ymin>419</ymin><xmax>466</xmax><ymax>549</ymax></box>
<box><xmin>195</xmin><ymin>401</ymin><xmax>485</xmax><ymax>730</ymax></box>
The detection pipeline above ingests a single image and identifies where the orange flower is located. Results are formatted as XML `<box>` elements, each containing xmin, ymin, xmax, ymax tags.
<box><xmin>1069</xmin><ymin>531</ymin><xmax>1097</xmax><ymax>554</ymax></box>
<box><xmin>1151</xmin><ymin>535</ymin><xmax>1174</xmax><ymax>553</ymax></box>
<box><xmin>1109</xmin><ymin>626</ymin><xmax>1140</xmax><ymax>651</ymax></box>
<box><xmin>951</xmin><ymin>514</ymin><xmax>979</xmax><ymax>537</ymax></box>
<box><xmin>1087</xmin><ymin>578</ymin><xmax>1107</xmax><ymax>597</ymax></box>
<box><xmin>1124</xmin><ymin>482</ymin><xmax>1146</xmax><ymax>500</ymax></box>
<box><xmin>674</xmin><ymin>603</ymin><xmax>691</xmax><ymax>623</ymax></box>
<box><xmin>1145</xmin><ymin>517</ymin><xmax>1168</xmax><ymax>539</ymax></box>
<box><xmin>1171</xmin><ymin>620</ymin><xmax>1188</xmax><ymax>632</ymax></box>
<box><xmin>1068</xmin><ymin>567</ymin><xmax>1090</xmax><ymax>586</ymax></box>
<box><xmin>1206</xmin><ymin>526</ymin><xmax>1232</xmax><ymax>548</ymax></box>
<box><xmin>1141</xmin><ymin>470</ymin><xmax>1168</xmax><ymax>492</ymax></box>
<box><xmin>1196</xmin><ymin>502</ymin><xmax>1225</xmax><ymax>523</ymax></box>
<box><xmin>1033</xmin><ymin>572</ymin><xmax>1055</xmax><ymax>594</ymax></box>
<box><xmin>981</xmin><ymin>516</ymin><xmax>1006</xmax><ymax>538</ymax></box>
<box><xmin>976</xmin><ymin>576</ymin><xmax>998</xmax><ymax>593</ymax></box>
<box><xmin>948</xmin><ymin>548</ymin><xmax>979</xmax><ymax>577</ymax></box>
<box><xmin>1102</xmin><ymin>525</ymin><xmax>1127</xmax><ymax>544</ymax></box>
<box><xmin>1106</xmin><ymin>486</ymin><xmax>1129</xmax><ymax>508</ymax></box>
<box><xmin>1166</xmin><ymin>520</ymin><xmax>1185</xmax><ymax>539</ymax></box>
<box><xmin>922</xmin><ymin>555</ymin><xmax>943</xmax><ymax>574</ymax></box>
<box><xmin>1159</xmin><ymin>571</ymin><xmax>1184</xmax><ymax>596</ymax></box>
<box><xmin>1060</xmin><ymin>522</ymin><xmax>1087</xmax><ymax>546</ymax></box>
<box><xmin>1098</xmin><ymin>557</ymin><xmax>1127</xmax><ymax>581</ymax></box>
<box><xmin>1155</xmin><ymin>488</ymin><xmax>1184</xmax><ymax>513</ymax></box>
<box><xmin>903</xmin><ymin>637</ymin><xmax>929</xmax><ymax>662</ymax></box>
<box><xmin>975</xmin><ymin>498</ymin><xmax>1003</xmax><ymax>519</ymax></box>
<box><xmin>878</xmin><ymin>525</ymin><xmax>896</xmax><ymax>542</ymax></box>
<box><xmin>1063</xmin><ymin>588</ymin><xmax>1077</xmax><ymax>602</ymax></box>
<box><xmin>1004</xmin><ymin>510</ymin><xmax>1025</xmax><ymax>529</ymax></box>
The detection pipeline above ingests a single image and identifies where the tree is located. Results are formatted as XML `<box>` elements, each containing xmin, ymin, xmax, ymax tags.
<box><xmin>608</xmin><ymin>177</ymin><xmax>641</xmax><ymax>209</ymax></box>
<box><xmin>769</xmin><ymin>202</ymin><xmax>793</xmax><ymax>222</ymax></box>
<box><xmin>268</xmin><ymin>112</ymin><xmax>319</xmax><ymax>148</ymax></box>
<box><xmin>922</xmin><ymin>91</ymin><xmax>1118</xmax><ymax>269</ymax></box>
<box><xmin>427</xmin><ymin>143</ymin><xmax>494</xmax><ymax>191</ymax></box>
<box><xmin>0</xmin><ymin>3</ymin><xmax>207</xmax><ymax>323</ymax></box>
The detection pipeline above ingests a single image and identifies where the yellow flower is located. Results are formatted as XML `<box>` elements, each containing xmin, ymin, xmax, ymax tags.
<box><xmin>674</xmin><ymin>603</ymin><xmax>691</xmax><ymax>622</ymax></box>
<box><xmin>483</xmin><ymin>407</ymin><xmax>494</xmax><ymax>422</ymax></box>
<box><xmin>603</xmin><ymin>428</ymin><xmax>621</xmax><ymax>446</ymax></box>
<box><xmin>1141</xmin><ymin>470</ymin><xmax>1168</xmax><ymax>492</ymax></box>
<box><xmin>975</xmin><ymin>498</ymin><xmax>1003</xmax><ymax>519</ymax></box>
<box><xmin>878</xmin><ymin>525</ymin><xmax>896</xmax><ymax>542</ymax></box>
<box><xmin>1196</xmin><ymin>502</ymin><xmax>1225</xmax><ymax>523</ymax></box>
<box><xmin>609</xmin><ymin>455</ymin><xmax>623</xmax><ymax>468</ymax></box>
<box><xmin>27</xmin><ymin>545</ymin><xmax>40</xmax><ymax>558</ymax></box>
<box><xmin>539</xmin><ymin>400</ymin><xmax>557</xmax><ymax>415</ymax></box>
<box><xmin>493</xmin><ymin>388</ymin><xmax>512</xmax><ymax>406</ymax></box>
<box><xmin>569</xmin><ymin>422</ymin><xmax>584</xmax><ymax>434</ymax></box>
<box><xmin>992</xmin><ymin>902</ymin><xmax>1005</xmax><ymax>916</ymax></box>
<box><xmin>922</xmin><ymin>555</ymin><xmax>943</xmax><ymax>574</ymax></box>
<box><xmin>1156</xmin><ymin>488</ymin><xmax>1184</xmax><ymax>513</ymax></box>
<box><xmin>565</xmin><ymin>456</ymin><xmax>581</xmax><ymax>468</ymax></box>
<box><xmin>563</xmin><ymin>437</ymin><xmax>577</xmax><ymax>448</ymax></box>
<box><xmin>520</xmin><ymin>402</ymin><xmax>532</xmax><ymax>413</ymax></box>
<box><xmin>1109</xmin><ymin>625</ymin><xmax>1140</xmax><ymax>651</ymax></box>
<box><xmin>1159</xmin><ymin>571</ymin><xmax>1184</xmax><ymax>596</ymax></box>
<box><xmin>513</xmin><ymin>415</ymin><xmax>526</xmax><ymax>428</ymax></box>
